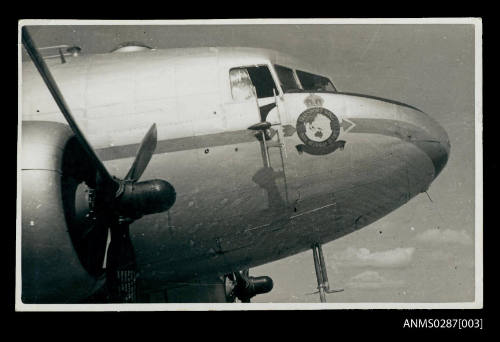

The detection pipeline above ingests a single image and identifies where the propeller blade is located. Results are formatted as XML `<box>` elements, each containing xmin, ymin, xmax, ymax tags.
<box><xmin>105</xmin><ymin>220</ymin><xmax>137</xmax><ymax>302</ymax></box>
<box><xmin>125</xmin><ymin>123</ymin><xmax>158</xmax><ymax>182</ymax></box>
<box><xmin>22</xmin><ymin>27</ymin><xmax>117</xmax><ymax>191</ymax></box>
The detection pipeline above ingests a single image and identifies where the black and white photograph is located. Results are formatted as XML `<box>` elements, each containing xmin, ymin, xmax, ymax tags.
<box><xmin>16</xmin><ymin>19</ymin><xmax>482</xmax><ymax>310</ymax></box>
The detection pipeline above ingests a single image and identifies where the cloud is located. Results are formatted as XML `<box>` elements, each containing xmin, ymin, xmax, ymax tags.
<box><xmin>332</xmin><ymin>247</ymin><xmax>415</xmax><ymax>268</ymax></box>
<box><xmin>428</xmin><ymin>250</ymin><xmax>475</xmax><ymax>269</ymax></box>
<box><xmin>346</xmin><ymin>271</ymin><xmax>405</xmax><ymax>289</ymax></box>
<box><xmin>415</xmin><ymin>229</ymin><xmax>472</xmax><ymax>245</ymax></box>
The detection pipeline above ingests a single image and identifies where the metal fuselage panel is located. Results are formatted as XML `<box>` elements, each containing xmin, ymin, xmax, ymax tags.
<box><xmin>21</xmin><ymin>48</ymin><xmax>449</xmax><ymax>293</ymax></box>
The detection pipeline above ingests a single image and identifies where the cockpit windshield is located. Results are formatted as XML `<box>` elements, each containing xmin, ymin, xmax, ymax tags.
<box><xmin>274</xmin><ymin>64</ymin><xmax>337</xmax><ymax>93</ymax></box>
<box><xmin>274</xmin><ymin>65</ymin><xmax>301</xmax><ymax>93</ymax></box>
<box><xmin>296</xmin><ymin>70</ymin><xmax>337</xmax><ymax>92</ymax></box>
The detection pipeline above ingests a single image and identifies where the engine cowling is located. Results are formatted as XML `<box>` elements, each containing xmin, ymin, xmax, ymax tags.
<box><xmin>21</xmin><ymin>121</ymin><xmax>101</xmax><ymax>303</ymax></box>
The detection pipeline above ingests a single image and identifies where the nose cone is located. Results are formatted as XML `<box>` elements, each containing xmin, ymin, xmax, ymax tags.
<box><xmin>421</xmin><ymin>139</ymin><xmax>450</xmax><ymax>179</ymax></box>
<box><xmin>414</xmin><ymin>114</ymin><xmax>451</xmax><ymax>179</ymax></box>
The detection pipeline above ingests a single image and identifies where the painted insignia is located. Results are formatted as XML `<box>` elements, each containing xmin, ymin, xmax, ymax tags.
<box><xmin>304</xmin><ymin>93</ymin><xmax>324</xmax><ymax>108</ymax></box>
<box><xmin>296</xmin><ymin>107</ymin><xmax>346</xmax><ymax>156</ymax></box>
<box><xmin>297</xmin><ymin>107</ymin><xmax>340</xmax><ymax>147</ymax></box>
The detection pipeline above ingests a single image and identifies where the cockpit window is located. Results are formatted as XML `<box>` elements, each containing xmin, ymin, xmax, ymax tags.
<box><xmin>274</xmin><ymin>65</ymin><xmax>301</xmax><ymax>93</ymax></box>
<box><xmin>230</xmin><ymin>65</ymin><xmax>278</xmax><ymax>101</ymax></box>
<box><xmin>296</xmin><ymin>70</ymin><xmax>337</xmax><ymax>92</ymax></box>
<box><xmin>246</xmin><ymin>66</ymin><xmax>279</xmax><ymax>98</ymax></box>
<box><xmin>230</xmin><ymin>68</ymin><xmax>256</xmax><ymax>101</ymax></box>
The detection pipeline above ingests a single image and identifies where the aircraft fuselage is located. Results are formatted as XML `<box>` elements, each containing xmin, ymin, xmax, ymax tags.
<box><xmin>21</xmin><ymin>46</ymin><xmax>450</xmax><ymax>298</ymax></box>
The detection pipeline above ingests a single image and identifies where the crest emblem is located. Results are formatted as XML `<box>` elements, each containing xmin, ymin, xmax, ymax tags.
<box><xmin>295</xmin><ymin>107</ymin><xmax>345</xmax><ymax>156</ymax></box>
<box><xmin>297</xmin><ymin>107</ymin><xmax>340</xmax><ymax>148</ymax></box>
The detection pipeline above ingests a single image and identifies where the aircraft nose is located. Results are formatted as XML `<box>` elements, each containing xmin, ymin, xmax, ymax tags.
<box><xmin>413</xmin><ymin>113</ymin><xmax>450</xmax><ymax>179</ymax></box>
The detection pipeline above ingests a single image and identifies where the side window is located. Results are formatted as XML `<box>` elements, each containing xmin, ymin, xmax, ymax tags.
<box><xmin>229</xmin><ymin>68</ymin><xmax>256</xmax><ymax>101</ymax></box>
<box><xmin>230</xmin><ymin>65</ymin><xmax>278</xmax><ymax>100</ymax></box>
<box><xmin>296</xmin><ymin>70</ymin><xmax>337</xmax><ymax>92</ymax></box>
<box><xmin>274</xmin><ymin>65</ymin><xmax>301</xmax><ymax>92</ymax></box>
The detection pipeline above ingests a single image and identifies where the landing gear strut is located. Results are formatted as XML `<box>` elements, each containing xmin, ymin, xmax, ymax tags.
<box><xmin>312</xmin><ymin>243</ymin><xmax>343</xmax><ymax>302</ymax></box>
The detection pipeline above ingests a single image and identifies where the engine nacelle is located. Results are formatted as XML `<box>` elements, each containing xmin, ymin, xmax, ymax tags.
<box><xmin>21</xmin><ymin>121</ymin><xmax>99</xmax><ymax>303</ymax></box>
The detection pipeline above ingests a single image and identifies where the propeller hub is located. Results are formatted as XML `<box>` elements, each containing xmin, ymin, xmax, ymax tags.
<box><xmin>115</xmin><ymin>179</ymin><xmax>176</xmax><ymax>219</ymax></box>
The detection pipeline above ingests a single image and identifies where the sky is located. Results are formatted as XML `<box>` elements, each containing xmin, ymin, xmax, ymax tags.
<box><xmin>22</xmin><ymin>21</ymin><xmax>478</xmax><ymax>303</ymax></box>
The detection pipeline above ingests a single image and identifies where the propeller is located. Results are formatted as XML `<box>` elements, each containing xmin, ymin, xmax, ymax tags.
<box><xmin>22</xmin><ymin>27</ymin><xmax>176</xmax><ymax>302</ymax></box>
<box><xmin>124</xmin><ymin>123</ymin><xmax>157</xmax><ymax>182</ymax></box>
<box><xmin>22</xmin><ymin>27</ymin><xmax>118</xmax><ymax>195</ymax></box>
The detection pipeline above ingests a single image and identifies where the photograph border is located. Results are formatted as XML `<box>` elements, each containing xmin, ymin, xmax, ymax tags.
<box><xmin>16</xmin><ymin>18</ymin><xmax>483</xmax><ymax>311</ymax></box>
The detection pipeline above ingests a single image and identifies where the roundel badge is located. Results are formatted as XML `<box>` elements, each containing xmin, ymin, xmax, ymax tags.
<box><xmin>296</xmin><ymin>107</ymin><xmax>341</xmax><ymax>148</ymax></box>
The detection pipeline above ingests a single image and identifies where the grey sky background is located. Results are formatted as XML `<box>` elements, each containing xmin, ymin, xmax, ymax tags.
<box><xmin>22</xmin><ymin>22</ymin><xmax>477</xmax><ymax>303</ymax></box>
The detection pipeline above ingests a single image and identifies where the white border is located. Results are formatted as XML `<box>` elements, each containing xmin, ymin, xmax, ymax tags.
<box><xmin>19</xmin><ymin>18</ymin><xmax>481</xmax><ymax>25</ymax></box>
<box><xmin>16</xmin><ymin>18</ymin><xmax>483</xmax><ymax>311</ymax></box>
<box><xmin>474</xmin><ymin>19</ymin><xmax>483</xmax><ymax>309</ymax></box>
